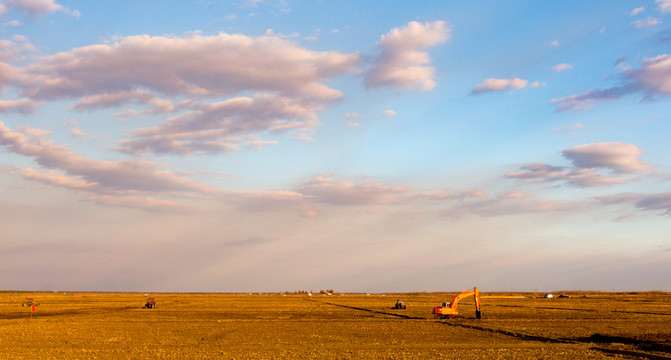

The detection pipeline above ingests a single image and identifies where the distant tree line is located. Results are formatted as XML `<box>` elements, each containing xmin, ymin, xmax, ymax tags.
<box><xmin>282</xmin><ymin>289</ymin><xmax>335</xmax><ymax>295</ymax></box>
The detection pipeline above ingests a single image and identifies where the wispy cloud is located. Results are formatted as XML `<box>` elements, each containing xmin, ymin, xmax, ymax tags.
<box><xmin>630</xmin><ymin>7</ymin><xmax>645</xmax><ymax>16</ymax></box>
<box><xmin>506</xmin><ymin>143</ymin><xmax>654</xmax><ymax>188</ymax></box>
<box><xmin>118</xmin><ymin>94</ymin><xmax>321</xmax><ymax>155</ymax></box>
<box><xmin>446</xmin><ymin>191</ymin><xmax>579</xmax><ymax>217</ymax></box>
<box><xmin>0</xmin><ymin>98</ymin><xmax>37</xmax><ymax>114</ymax></box>
<box><xmin>597</xmin><ymin>192</ymin><xmax>671</xmax><ymax>215</ymax></box>
<box><xmin>551</xmin><ymin>86</ymin><xmax>635</xmax><ymax>111</ymax></box>
<box><xmin>295</xmin><ymin>174</ymin><xmax>411</xmax><ymax>206</ymax></box>
<box><xmin>471</xmin><ymin>78</ymin><xmax>539</xmax><ymax>95</ymax></box>
<box><xmin>552</xmin><ymin>63</ymin><xmax>573</xmax><ymax>72</ymax></box>
<box><xmin>551</xmin><ymin>123</ymin><xmax>584</xmax><ymax>133</ymax></box>
<box><xmin>0</xmin><ymin>121</ymin><xmax>317</xmax><ymax>213</ymax></box>
<box><xmin>630</xmin><ymin>16</ymin><xmax>661</xmax><ymax>28</ymax></box>
<box><xmin>553</xmin><ymin>53</ymin><xmax>671</xmax><ymax>111</ymax></box>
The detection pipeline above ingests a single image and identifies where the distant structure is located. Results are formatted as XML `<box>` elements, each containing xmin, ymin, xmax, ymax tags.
<box><xmin>544</xmin><ymin>293</ymin><xmax>554</xmax><ymax>299</ymax></box>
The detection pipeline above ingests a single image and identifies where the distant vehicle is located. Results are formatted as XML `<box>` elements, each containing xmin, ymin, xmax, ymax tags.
<box><xmin>21</xmin><ymin>298</ymin><xmax>39</xmax><ymax>307</ymax></box>
<box><xmin>144</xmin><ymin>298</ymin><xmax>156</xmax><ymax>309</ymax></box>
<box><xmin>544</xmin><ymin>293</ymin><xmax>554</xmax><ymax>299</ymax></box>
<box><xmin>432</xmin><ymin>287</ymin><xmax>482</xmax><ymax>319</ymax></box>
<box><xmin>392</xmin><ymin>299</ymin><xmax>406</xmax><ymax>310</ymax></box>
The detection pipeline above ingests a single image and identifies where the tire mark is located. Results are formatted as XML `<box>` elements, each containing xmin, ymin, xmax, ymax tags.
<box><xmin>304</xmin><ymin>299</ymin><xmax>424</xmax><ymax>320</ymax></box>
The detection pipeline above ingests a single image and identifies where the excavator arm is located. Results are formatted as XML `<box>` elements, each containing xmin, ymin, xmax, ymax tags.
<box><xmin>432</xmin><ymin>287</ymin><xmax>482</xmax><ymax>319</ymax></box>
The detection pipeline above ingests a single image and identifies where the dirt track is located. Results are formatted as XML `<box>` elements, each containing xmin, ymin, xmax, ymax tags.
<box><xmin>1</xmin><ymin>292</ymin><xmax>669</xmax><ymax>359</ymax></box>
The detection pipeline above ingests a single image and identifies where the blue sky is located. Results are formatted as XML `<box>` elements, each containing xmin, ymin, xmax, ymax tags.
<box><xmin>1</xmin><ymin>0</ymin><xmax>670</xmax><ymax>292</ymax></box>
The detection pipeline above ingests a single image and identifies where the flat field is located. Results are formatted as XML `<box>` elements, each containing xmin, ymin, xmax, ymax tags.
<box><xmin>1</xmin><ymin>292</ymin><xmax>669</xmax><ymax>359</ymax></box>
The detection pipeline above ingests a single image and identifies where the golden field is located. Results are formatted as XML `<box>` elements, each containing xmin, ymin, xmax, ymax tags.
<box><xmin>1</xmin><ymin>291</ymin><xmax>669</xmax><ymax>359</ymax></box>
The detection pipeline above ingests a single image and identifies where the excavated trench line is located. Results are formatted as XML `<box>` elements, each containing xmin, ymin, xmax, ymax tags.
<box><xmin>305</xmin><ymin>299</ymin><xmax>424</xmax><ymax>320</ymax></box>
<box><xmin>307</xmin><ymin>299</ymin><xmax>671</xmax><ymax>360</ymax></box>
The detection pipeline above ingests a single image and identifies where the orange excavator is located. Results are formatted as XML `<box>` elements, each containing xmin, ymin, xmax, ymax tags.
<box><xmin>432</xmin><ymin>287</ymin><xmax>482</xmax><ymax>319</ymax></box>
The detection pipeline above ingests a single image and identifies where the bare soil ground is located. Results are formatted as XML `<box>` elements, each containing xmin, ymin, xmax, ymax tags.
<box><xmin>0</xmin><ymin>291</ymin><xmax>669</xmax><ymax>359</ymax></box>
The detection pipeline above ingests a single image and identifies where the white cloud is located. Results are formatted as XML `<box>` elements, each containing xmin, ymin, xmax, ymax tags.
<box><xmin>529</xmin><ymin>81</ymin><xmax>546</xmax><ymax>88</ymax></box>
<box><xmin>365</xmin><ymin>20</ymin><xmax>449</xmax><ymax>91</ymax></box>
<box><xmin>73</xmin><ymin>90</ymin><xmax>174</xmax><ymax>115</ymax></box>
<box><xmin>471</xmin><ymin>78</ymin><xmax>532</xmax><ymax>95</ymax></box>
<box><xmin>344</xmin><ymin>113</ymin><xmax>363</xmax><ymax>118</ymax></box>
<box><xmin>117</xmin><ymin>94</ymin><xmax>321</xmax><ymax>155</ymax></box>
<box><xmin>562</xmin><ymin>143</ymin><xmax>652</xmax><ymax>174</ymax></box>
<box><xmin>630</xmin><ymin>16</ymin><xmax>661</xmax><ymax>28</ymax></box>
<box><xmin>21</xmin><ymin>33</ymin><xmax>358</xmax><ymax>103</ymax></box>
<box><xmin>630</xmin><ymin>7</ymin><xmax>645</xmax><ymax>16</ymax></box>
<box><xmin>0</xmin><ymin>36</ymin><xmax>36</xmax><ymax>62</ymax></box>
<box><xmin>506</xmin><ymin>143</ymin><xmax>654</xmax><ymax>188</ymax></box>
<box><xmin>657</xmin><ymin>0</ymin><xmax>671</xmax><ymax>13</ymax></box>
<box><xmin>627</xmin><ymin>54</ymin><xmax>671</xmax><ymax>96</ymax></box>
<box><xmin>114</xmin><ymin>109</ymin><xmax>138</xmax><ymax>118</ymax></box>
<box><xmin>4</xmin><ymin>0</ymin><xmax>76</xmax><ymax>17</ymax></box>
<box><xmin>346</xmin><ymin>122</ymin><xmax>360</xmax><ymax>128</ymax></box>
<box><xmin>65</xmin><ymin>119</ymin><xmax>102</xmax><ymax>141</ymax></box>
<box><xmin>7</xmin><ymin>32</ymin><xmax>360</xmax><ymax>155</ymax></box>
<box><xmin>550</xmin><ymin>40</ymin><xmax>559</xmax><ymax>47</ymax></box>
<box><xmin>381</xmin><ymin>109</ymin><xmax>396</xmax><ymax>117</ymax></box>
<box><xmin>295</xmin><ymin>174</ymin><xmax>411</xmax><ymax>205</ymax></box>
<box><xmin>0</xmin><ymin>98</ymin><xmax>37</xmax><ymax>114</ymax></box>
<box><xmin>552</xmin><ymin>63</ymin><xmax>573</xmax><ymax>72</ymax></box>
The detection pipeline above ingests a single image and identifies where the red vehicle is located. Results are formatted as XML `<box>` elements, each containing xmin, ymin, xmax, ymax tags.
<box><xmin>144</xmin><ymin>298</ymin><xmax>156</xmax><ymax>309</ymax></box>
<box><xmin>22</xmin><ymin>298</ymin><xmax>39</xmax><ymax>307</ymax></box>
<box><xmin>392</xmin><ymin>299</ymin><xmax>406</xmax><ymax>309</ymax></box>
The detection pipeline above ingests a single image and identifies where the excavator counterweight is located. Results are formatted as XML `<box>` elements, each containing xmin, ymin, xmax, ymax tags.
<box><xmin>432</xmin><ymin>287</ymin><xmax>482</xmax><ymax>319</ymax></box>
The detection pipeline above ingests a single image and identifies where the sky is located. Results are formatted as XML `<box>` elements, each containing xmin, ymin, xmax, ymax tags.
<box><xmin>1</xmin><ymin>0</ymin><xmax>670</xmax><ymax>293</ymax></box>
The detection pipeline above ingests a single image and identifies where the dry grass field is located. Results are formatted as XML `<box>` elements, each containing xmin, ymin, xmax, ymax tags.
<box><xmin>1</xmin><ymin>291</ymin><xmax>669</xmax><ymax>359</ymax></box>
